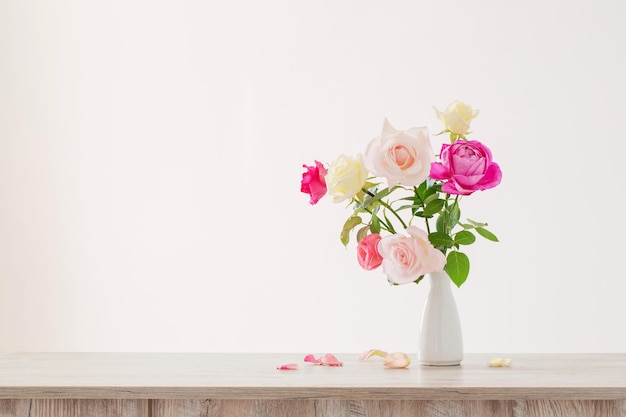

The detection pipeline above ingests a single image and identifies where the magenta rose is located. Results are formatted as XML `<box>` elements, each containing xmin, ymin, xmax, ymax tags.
<box><xmin>356</xmin><ymin>233</ymin><xmax>383</xmax><ymax>271</ymax></box>
<box><xmin>430</xmin><ymin>140</ymin><xmax>502</xmax><ymax>195</ymax></box>
<box><xmin>301</xmin><ymin>160</ymin><xmax>328</xmax><ymax>205</ymax></box>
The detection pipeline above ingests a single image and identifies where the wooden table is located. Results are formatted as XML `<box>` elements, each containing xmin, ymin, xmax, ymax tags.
<box><xmin>0</xmin><ymin>353</ymin><xmax>624</xmax><ymax>416</ymax></box>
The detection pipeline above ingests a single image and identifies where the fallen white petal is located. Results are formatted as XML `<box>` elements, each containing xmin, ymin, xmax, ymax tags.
<box><xmin>487</xmin><ymin>357</ymin><xmax>512</xmax><ymax>367</ymax></box>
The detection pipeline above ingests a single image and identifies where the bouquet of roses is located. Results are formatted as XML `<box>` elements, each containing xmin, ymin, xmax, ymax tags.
<box><xmin>301</xmin><ymin>101</ymin><xmax>502</xmax><ymax>287</ymax></box>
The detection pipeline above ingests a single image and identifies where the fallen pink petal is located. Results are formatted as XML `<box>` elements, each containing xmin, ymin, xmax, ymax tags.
<box><xmin>359</xmin><ymin>349</ymin><xmax>388</xmax><ymax>361</ymax></box>
<box><xmin>320</xmin><ymin>353</ymin><xmax>343</xmax><ymax>366</ymax></box>
<box><xmin>304</xmin><ymin>354</ymin><xmax>322</xmax><ymax>364</ymax></box>
<box><xmin>276</xmin><ymin>363</ymin><xmax>299</xmax><ymax>370</ymax></box>
<box><xmin>383</xmin><ymin>352</ymin><xmax>411</xmax><ymax>369</ymax></box>
<box><xmin>304</xmin><ymin>353</ymin><xmax>343</xmax><ymax>366</ymax></box>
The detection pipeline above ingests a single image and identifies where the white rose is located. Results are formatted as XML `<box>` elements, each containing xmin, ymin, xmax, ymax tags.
<box><xmin>325</xmin><ymin>154</ymin><xmax>368</xmax><ymax>203</ymax></box>
<box><xmin>434</xmin><ymin>100</ymin><xmax>479</xmax><ymax>135</ymax></box>
<box><xmin>364</xmin><ymin>119</ymin><xmax>434</xmax><ymax>187</ymax></box>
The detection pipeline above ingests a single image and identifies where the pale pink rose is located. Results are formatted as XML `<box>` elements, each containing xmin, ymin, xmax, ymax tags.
<box><xmin>356</xmin><ymin>234</ymin><xmax>383</xmax><ymax>271</ymax></box>
<box><xmin>364</xmin><ymin>119</ymin><xmax>435</xmax><ymax>187</ymax></box>
<box><xmin>377</xmin><ymin>226</ymin><xmax>446</xmax><ymax>285</ymax></box>
<box><xmin>430</xmin><ymin>140</ymin><xmax>502</xmax><ymax>196</ymax></box>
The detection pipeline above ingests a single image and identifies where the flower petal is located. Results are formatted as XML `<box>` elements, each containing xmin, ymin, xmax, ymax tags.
<box><xmin>277</xmin><ymin>363</ymin><xmax>299</xmax><ymax>370</ymax></box>
<box><xmin>429</xmin><ymin>162</ymin><xmax>451</xmax><ymax>180</ymax></box>
<box><xmin>320</xmin><ymin>353</ymin><xmax>343</xmax><ymax>366</ymax></box>
<box><xmin>383</xmin><ymin>352</ymin><xmax>411</xmax><ymax>369</ymax></box>
<box><xmin>359</xmin><ymin>349</ymin><xmax>388</xmax><ymax>361</ymax></box>
<box><xmin>487</xmin><ymin>357</ymin><xmax>513</xmax><ymax>367</ymax></box>
<box><xmin>304</xmin><ymin>354</ymin><xmax>322</xmax><ymax>364</ymax></box>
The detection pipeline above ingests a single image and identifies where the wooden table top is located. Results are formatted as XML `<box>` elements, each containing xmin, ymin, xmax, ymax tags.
<box><xmin>0</xmin><ymin>353</ymin><xmax>625</xmax><ymax>400</ymax></box>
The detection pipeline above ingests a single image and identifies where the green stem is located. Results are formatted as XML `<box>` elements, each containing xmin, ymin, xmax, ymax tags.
<box><xmin>363</xmin><ymin>189</ymin><xmax>407</xmax><ymax>230</ymax></box>
<box><xmin>353</xmin><ymin>197</ymin><xmax>393</xmax><ymax>232</ymax></box>
<box><xmin>412</xmin><ymin>186</ymin><xmax>431</xmax><ymax>235</ymax></box>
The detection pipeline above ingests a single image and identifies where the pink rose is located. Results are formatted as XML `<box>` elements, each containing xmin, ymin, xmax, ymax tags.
<box><xmin>377</xmin><ymin>226</ymin><xmax>446</xmax><ymax>285</ymax></box>
<box><xmin>356</xmin><ymin>233</ymin><xmax>383</xmax><ymax>271</ymax></box>
<box><xmin>301</xmin><ymin>160</ymin><xmax>328</xmax><ymax>205</ymax></box>
<box><xmin>430</xmin><ymin>140</ymin><xmax>502</xmax><ymax>196</ymax></box>
<box><xmin>364</xmin><ymin>119</ymin><xmax>435</xmax><ymax>187</ymax></box>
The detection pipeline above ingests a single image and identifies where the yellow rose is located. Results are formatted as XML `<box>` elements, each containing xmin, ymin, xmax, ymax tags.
<box><xmin>325</xmin><ymin>154</ymin><xmax>368</xmax><ymax>203</ymax></box>
<box><xmin>434</xmin><ymin>100</ymin><xmax>479</xmax><ymax>135</ymax></box>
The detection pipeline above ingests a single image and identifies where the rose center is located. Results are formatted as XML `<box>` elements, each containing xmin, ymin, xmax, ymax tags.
<box><xmin>456</xmin><ymin>146</ymin><xmax>479</xmax><ymax>160</ymax></box>
<box><xmin>389</xmin><ymin>145</ymin><xmax>415</xmax><ymax>170</ymax></box>
<box><xmin>452</xmin><ymin>145</ymin><xmax>485</xmax><ymax>175</ymax></box>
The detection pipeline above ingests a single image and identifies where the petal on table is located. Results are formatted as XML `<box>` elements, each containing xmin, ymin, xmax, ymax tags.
<box><xmin>359</xmin><ymin>349</ymin><xmax>388</xmax><ymax>361</ymax></box>
<box><xmin>276</xmin><ymin>363</ymin><xmax>299</xmax><ymax>370</ymax></box>
<box><xmin>304</xmin><ymin>354</ymin><xmax>322</xmax><ymax>365</ymax></box>
<box><xmin>320</xmin><ymin>353</ymin><xmax>343</xmax><ymax>367</ymax></box>
<box><xmin>383</xmin><ymin>352</ymin><xmax>411</xmax><ymax>369</ymax></box>
<box><xmin>487</xmin><ymin>357</ymin><xmax>513</xmax><ymax>367</ymax></box>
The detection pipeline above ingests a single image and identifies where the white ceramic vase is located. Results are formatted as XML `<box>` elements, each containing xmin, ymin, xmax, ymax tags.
<box><xmin>418</xmin><ymin>270</ymin><xmax>463</xmax><ymax>366</ymax></box>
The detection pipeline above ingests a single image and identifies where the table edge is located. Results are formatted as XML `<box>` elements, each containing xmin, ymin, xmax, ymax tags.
<box><xmin>1</xmin><ymin>386</ymin><xmax>625</xmax><ymax>400</ymax></box>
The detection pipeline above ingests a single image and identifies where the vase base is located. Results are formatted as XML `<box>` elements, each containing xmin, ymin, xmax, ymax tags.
<box><xmin>419</xmin><ymin>360</ymin><xmax>462</xmax><ymax>366</ymax></box>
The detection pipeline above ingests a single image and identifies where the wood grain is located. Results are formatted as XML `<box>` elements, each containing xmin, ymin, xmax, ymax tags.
<box><xmin>150</xmin><ymin>399</ymin><xmax>208</xmax><ymax>417</ymax></box>
<box><xmin>0</xmin><ymin>399</ymin><xmax>31</xmax><ymax>417</ymax></box>
<box><xmin>524</xmin><ymin>400</ymin><xmax>623</xmax><ymax>417</ymax></box>
<box><xmin>0</xmin><ymin>400</ymin><xmax>148</xmax><ymax>417</ymax></box>
<box><xmin>1</xmin><ymin>399</ymin><xmax>625</xmax><ymax>417</ymax></box>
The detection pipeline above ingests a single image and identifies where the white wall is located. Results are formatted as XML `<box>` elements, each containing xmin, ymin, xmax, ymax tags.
<box><xmin>1</xmin><ymin>0</ymin><xmax>625</xmax><ymax>353</ymax></box>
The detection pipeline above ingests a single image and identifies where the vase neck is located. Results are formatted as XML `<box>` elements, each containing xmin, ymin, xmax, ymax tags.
<box><xmin>428</xmin><ymin>270</ymin><xmax>450</xmax><ymax>282</ymax></box>
<box><xmin>427</xmin><ymin>270</ymin><xmax>452</xmax><ymax>291</ymax></box>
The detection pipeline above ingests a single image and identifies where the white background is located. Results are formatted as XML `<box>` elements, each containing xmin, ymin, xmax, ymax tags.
<box><xmin>1</xmin><ymin>0</ymin><xmax>625</xmax><ymax>354</ymax></box>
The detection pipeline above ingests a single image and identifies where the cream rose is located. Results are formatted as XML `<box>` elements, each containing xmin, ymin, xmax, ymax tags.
<box><xmin>434</xmin><ymin>100</ymin><xmax>479</xmax><ymax>135</ymax></box>
<box><xmin>378</xmin><ymin>226</ymin><xmax>446</xmax><ymax>285</ymax></box>
<box><xmin>364</xmin><ymin>119</ymin><xmax>434</xmax><ymax>187</ymax></box>
<box><xmin>325</xmin><ymin>154</ymin><xmax>368</xmax><ymax>203</ymax></box>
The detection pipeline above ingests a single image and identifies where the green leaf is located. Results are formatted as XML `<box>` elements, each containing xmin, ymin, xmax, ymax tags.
<box><xmin>340</xmin><ymin>216</ymin><xmax>361</xmax><ymax>246</ymax></box>
<box><xmin>436</xmin><ymin>213</ymin><xmax>445</xmax><ymax>233</ymax></box>
<box><xmin>423</xmin><ymin>192</ymin><xmax>440</xmax><ymax>205</ymax></box>
<box><xmin>454</xmin><ymin>230</ymin><xmax>476</xmax><ymax>245</ymax></box>
<box><xmin>395</xmin><ymin>204</ymin><xmax>422</xmax><ymax>212</ymax></box>
<box><xmin>424</xmin><ymin>199</ymin><xmax>445</xmax><ymax>216</ymax></box>
<box><xmin>448</xmin><ymin>201</ymin><xmax>460</xmax><ymax>229</ymax></box>
<box><xmin>364</xmin><ymin>187</ymin><xmax>391</xmax><ymax>208</ymax></box>
<box><xmin>370</xmin><ymin>213</ymin><xmax>381</xmax><ymax>234</ymax></box>
<box><xmin>356</xmin><ymin>225</ymin><xmax>370</xmax><ymax>243</ymax></box>
<box><xmin>383</xmin><ymin>211</ymin><xmax>396</xmax><ymax>234</ymax></box>
<box><xmin>428</xmin><ymin>232</ymin><xmax>454</xmax><ymax>248</ymax></box>
<box><xmin>416</xmin><ymin>180</ymin><xmax>440</xmax><ymax>197</ymax></box>
<box><xmin>416</xmin><ymin>182</ymin><xmax>428</xmax><ymax>200</ymax></box>
<box><xmin>412</xmin><ymin>193</ymin><xmax>423</xmax><ymax>216</ymax></box>
<box><xmin>445</xmin><ymin>251</ymin><xmax>470</xmax><ymax>288</ymax></box>
<box><xmin>476</xmin><ymin>227</ymin><xmax>499</xmax><ymax>242</ymax></box>
<box><xmin>467</xmin><ymin>218</ymin><xmax>487</xmax><ymax>227</ymax></box>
